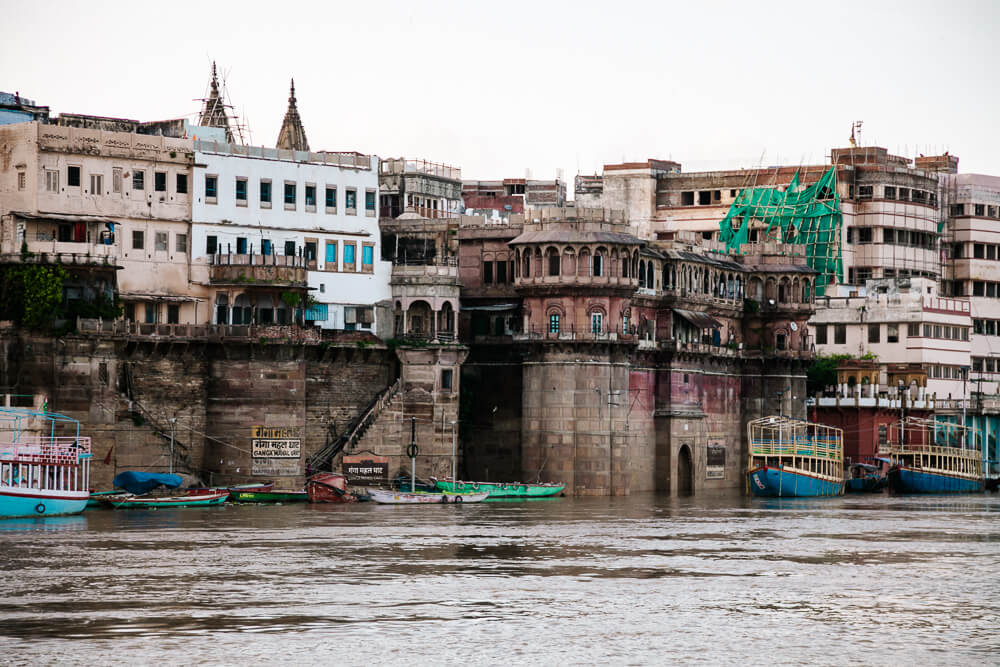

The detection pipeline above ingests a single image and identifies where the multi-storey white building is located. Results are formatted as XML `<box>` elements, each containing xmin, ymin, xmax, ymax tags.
<box><xmin>811</xmin><ymin>277</ymin><xmax>972</xmax><ymax>399</ymax></box>
<box><xmin>190</xmin><ymin>141</ymin><xmax>389</xmax><ymax>333</ymax></box>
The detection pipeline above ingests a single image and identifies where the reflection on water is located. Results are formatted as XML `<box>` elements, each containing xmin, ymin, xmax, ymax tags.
<box><xmin>1</xmin><ymin>493</ymin><xmax>998</xmax><ymax>665</ymax></box>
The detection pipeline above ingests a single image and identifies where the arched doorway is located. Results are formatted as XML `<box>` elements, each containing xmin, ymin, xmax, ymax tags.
<box><xmin>677</xmin><ymin>444</ymin><xmax>694</xmax><ymax>496</ymax></box>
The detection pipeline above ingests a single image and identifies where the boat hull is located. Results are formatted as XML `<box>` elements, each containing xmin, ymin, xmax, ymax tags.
<box><xmin>888</xmin><ymin>467</ymin><xmax>983</xmax><ymax>494</ymax></box>
<box><xmin>113</xmin><ymin>492</ymin><xmax>230</xmax><ymax>509</ymax></box>
<box><xmin>433</xmin><ymin>478</ymin><xmax>565</xmax><ymax>498</ymax></box>
<box><xmin>229</xmin><ymin>490</ymin><xmax>308</xmax><ymax>503</ymax></box>
<box><xmin>306</xmin><ymin>473</ymin><xmax>356</xmax><ymax>503</ymax></box>
<box><xmin>369</xmin><ymin>489</ymin><xmax>489</xmax><ymax>504</ymax></box>
<box><xmin>845</xmin><ymin>476</ymin><xmax>886</xmax><ymax>493</ymax></box>
<box><xmin>0</xmin><ymin>489</ymin><xmax>88</xmax><ymax>518</ymax></box>
<box><xmin>748</xmin><ymin>466</ymin><xmax>844</xmax><ymax>497</ymax></box>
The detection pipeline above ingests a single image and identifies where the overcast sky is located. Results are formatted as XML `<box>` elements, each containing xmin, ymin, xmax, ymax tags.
<box><xmin>4</xmin><ymin>0</ymin><xmax>999</xmax><ymax>185</ymax></box>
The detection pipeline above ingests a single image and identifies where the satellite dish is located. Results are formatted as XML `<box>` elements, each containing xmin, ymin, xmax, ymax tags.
<box><xmin>790</xmin><ymin>322</ymin><xmax>798</xmax><ymax>331</ymax></box>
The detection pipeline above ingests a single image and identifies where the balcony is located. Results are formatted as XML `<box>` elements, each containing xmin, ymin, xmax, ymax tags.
<box><xmin>390</xmin><ymin>258</ymin><xmax>459</xmax><ymax>286</ymax></box>
<box><xmin>208</xmin><ymin>253</ymin><xmax>308</xmax><ymax>287</ymax></box>
<box><xmin>76</xmin><ymin>318</ymin><xmax>323</xmax><ymax>344</ymax></box>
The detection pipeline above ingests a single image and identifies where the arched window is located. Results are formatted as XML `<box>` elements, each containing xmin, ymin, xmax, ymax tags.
<box><xmin>638</xmin><ymin>261</ymin><xmax>647</xmax><ymax>288</ymax></box>
<box><xmin>593</xmin><ymin>247</ymin><xmax>607</xmax><ymax>277</ymax></box>
<box><xmin>522</xmin><ymin>249</ymin><xmax>531</xmax><ymax>278</ymax></box>
<box><xmin>547</xmin><ymin>305</ymin><xmax>564</xmax><ymax>335</ymax></box>
<box><xmin>546</xmin><ymin>247</ymin><xmax>560</xmax><ymax>276</ymax></box>
<box><xmin>578</xmin><ymin>248</ymin><xmax>591</xmax><ymax>277</ymax></box>
<box><xmin>802</xmin><ymin>279</ymin><xmax>811</xmax><ymax>303</ymax></box>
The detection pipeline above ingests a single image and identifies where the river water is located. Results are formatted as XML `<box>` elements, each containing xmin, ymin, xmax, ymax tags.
<box><xmin>1</xmin><ymin>493</ymin><xmax>998</xmax><ymax>665</ymax></box>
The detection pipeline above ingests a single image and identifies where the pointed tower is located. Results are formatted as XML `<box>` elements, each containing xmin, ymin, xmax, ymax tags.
<box><xmin>198</xmin><ymin>61</ymin><xmax>234</xmax><ymax>142</ymax></box>
<box><xmin>276</xmin><ymin>78</ymin><xmax>310</xmax><ymax>152</ymax></box>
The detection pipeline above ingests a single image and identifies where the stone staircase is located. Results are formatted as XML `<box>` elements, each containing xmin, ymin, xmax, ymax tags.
<box><xmin>308</xmin><ymin>377</ymin><xmax>402</xmax><ymax>471</ymax></box>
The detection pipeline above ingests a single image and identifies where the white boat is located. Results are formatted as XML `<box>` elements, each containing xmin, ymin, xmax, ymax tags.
<box><xmin>368</xmin><ymin>488</ymin><xmax>489</xmax><ymax>504</ymax></box>
<box><xmin>0</xmin><ymin>407</ymin><xmax>92</xmax><ymax>519</ymax></box>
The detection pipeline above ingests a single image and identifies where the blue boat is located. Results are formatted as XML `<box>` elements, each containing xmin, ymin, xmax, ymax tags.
<box><xmin>0</xmin><ymin>407</ymin><xmax>93</xmax><ymax>519</ymax></box>
<box><xmin>845</xmin><ymin>462</ymin><xmax>886</xmax><ymax>493</ymax></box>
<box><xmin>746</xmin><ymin>416</ymin><xmax>844</xmax><ymax>498</ymax></box>
<box><xmin>887</xmin><ymin>466</ymin><xmax>983</xmax><ymax>494</ymax></box>
<box><xmin>748</xmin><ymin>465</ymin><xmax>844</xmax><ymax>497</ymax></box>
<box><xmin>880</xmin><ymin>417</ymin><xmax>984</xmax><ymax>494</ymax></box>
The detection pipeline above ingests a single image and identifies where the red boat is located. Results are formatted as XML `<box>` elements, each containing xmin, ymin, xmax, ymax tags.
<box><xmin>307</xmin><ymin>473</ymin><xmax>356</xmax><ymax>503</ymax></box>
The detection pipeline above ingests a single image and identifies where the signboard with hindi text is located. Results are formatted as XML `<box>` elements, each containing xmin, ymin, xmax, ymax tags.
<box><xmin>251</xmin><ymin>426</ymin><xmax>301</xmax><ymax>476</ymax></box>
<box><xmin>251</xmin><ymin>459</ymin><xmax>300</xmax><ymax>477</ymax></box>
<box><xmin>342</xmin><ymin>454</ymin><xmax>389</xmax><ymax>485</ymax></box>
<box><xmin>251</xmin><ymin>426</ymin><xmax>301</xmax><ymax>459</ymax></box>
<box><xmin>706</xmin><ymin>444</ymin><xmax>726</xmax><ymax>479</ymax></box>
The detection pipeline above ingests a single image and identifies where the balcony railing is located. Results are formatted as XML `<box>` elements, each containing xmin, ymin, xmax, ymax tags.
<box><xmin>208</xmin><ymin>253</ymin><xmax>309</xmax><ymax>286</ymax></box>
<box><xmin>76</xmin><ymin>318</ymin><xmax>323</xmax><ymax>344</ymax></box>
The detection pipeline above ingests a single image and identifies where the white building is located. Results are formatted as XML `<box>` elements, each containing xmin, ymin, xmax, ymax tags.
<box><xmin>190</xmin><ymin>140</ymin><xmax>390</xmax><ymax>332</ymax></box>
<box><xmin>811</xmin><ymin>277</ymin><xmax>972</xmax><ymax>399</ymax></box>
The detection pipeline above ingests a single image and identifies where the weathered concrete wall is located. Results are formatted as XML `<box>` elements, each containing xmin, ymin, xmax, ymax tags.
<box><xmin>0</xmin><ymin>331</ymin><xmax>397</xmax><ymax>490</ymax></box>
<box><xmin>521</xmin><ymin>343</ymin><xmax>652</xmax><ymax>496</ymax></box>
<box><xmin>340</xmin><ymin>345</ymin><xmax>466</xmax><ymax>482</ymax></box>
<box><xmin>461</xmin><ymin>347</ymin><xmax>523</xmax><ymax>483</ymax></box>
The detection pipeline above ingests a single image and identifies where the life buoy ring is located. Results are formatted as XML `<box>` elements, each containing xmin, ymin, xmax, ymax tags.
<box><xmin>454</xmin><ymin>495</ymin><xmax>463</xmax><ymax>503</ymax></box>
<box><xmin>441</xmin><ymin>495</ymin><xmax>448</xmax><ymax>503</ymax></box>
<box><xmin>472</xmin><ymin>482</ymin><xmax>479</xmax><ymax>490</ymax></box>
<box><xmin>35</xmin><ymin>503</ymin><xmax>46</xmax><ymax>514</ymax></box>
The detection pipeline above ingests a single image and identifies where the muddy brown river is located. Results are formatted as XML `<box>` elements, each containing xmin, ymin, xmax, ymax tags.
<box><xmin>1</xmin><ymin>493</ymin><xmax>998</xmax><ymax>665</ymax></box>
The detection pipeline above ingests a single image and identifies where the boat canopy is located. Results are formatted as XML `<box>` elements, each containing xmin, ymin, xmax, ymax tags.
<box><xmin>113</xmin><ymin>471</ymin><xmax>183</xmax><ymax>495</ymax></box>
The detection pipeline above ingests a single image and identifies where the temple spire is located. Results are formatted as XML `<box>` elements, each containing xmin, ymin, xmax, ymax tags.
<box><xmin>276</xmin><ymin>78</ymin><xmax>310</xmax><ymax>152</ymax></box>
<box><xmin>198</xmin><ymin>61</ymin><xmax>234</xmax><ymax>142</ymax></box>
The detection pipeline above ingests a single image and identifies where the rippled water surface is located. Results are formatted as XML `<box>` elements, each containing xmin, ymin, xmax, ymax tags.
<box><xmin>1</xmin><ymin>493</ymin><xmax>998</xmax><ymax>665</ymax></box>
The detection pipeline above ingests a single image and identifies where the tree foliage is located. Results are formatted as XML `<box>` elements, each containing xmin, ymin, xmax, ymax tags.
<box><xmin>0</xmin><ymin>265</ymin><xmax>68</xmax><ymax>329</ymax></box>
<box><xmin>806</xmin><ymin>353</ymin><xmax>854</xmax><ymax>395</ymax></box>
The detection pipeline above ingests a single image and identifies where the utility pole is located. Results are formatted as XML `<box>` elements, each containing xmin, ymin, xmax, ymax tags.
<box><xmin>169</xmin><ymin>417</ymin><xmax>176</xmax><ymax>474</ymax></box>
<box><xmin>450</xmin><ymin>420</ymin><xmax>457</xmax><ymax>482</ymax></box>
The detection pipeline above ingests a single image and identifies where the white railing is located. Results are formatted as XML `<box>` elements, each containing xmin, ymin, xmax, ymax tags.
<box><xmin>0</xmin><ymin>437</ymin><xmax>92</xmax><ymax>464</ymax></box>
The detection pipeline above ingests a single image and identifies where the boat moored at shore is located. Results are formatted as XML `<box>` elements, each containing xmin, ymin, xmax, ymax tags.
<box><xmin>881</xmin><ymin>417</ymin><xmax>984</xmax><ymax>494</ymax></box>
<box><xmin>432</xmin><ymin>478</ymin><xmax>565</xmax><ymax>498</ymax></box>
<box><xmin>368</xmin><ymin>489</ymin><xmax>489</xmax><ymax>504</ymax></box>
<box><xmin>0</xmin><ymin>407</ymin><xmax>93</xmax><ymax>519</ymax></box>
<box><xmin>747</xmin><ymin>416</ymin><xmax>845</xmax><ymax>497</ymax></box>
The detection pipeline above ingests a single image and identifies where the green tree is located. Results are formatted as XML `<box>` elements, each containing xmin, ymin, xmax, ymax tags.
<box><xmin>806</xmin><ymin>353</ymin><xmax>853</xmax><ymax>395</ymax></box>
<box><xmin>0</xmin><ymin>264</ymin><xmax>68</xmax><ymax>329</ymax></box>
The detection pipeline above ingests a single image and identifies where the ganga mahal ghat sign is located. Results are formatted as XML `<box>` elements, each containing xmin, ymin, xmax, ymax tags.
<box><xmin>251</xmin><ymin>426</ymin><xmax>301</xmax><ymax>476</ymax></box>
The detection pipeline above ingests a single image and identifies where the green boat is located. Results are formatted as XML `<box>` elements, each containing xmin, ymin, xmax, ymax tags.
<box><xmin>111</xmin><ymin>491</ymin><xmax>229</xmax><ymax>509</ymax></box>
<box><xmin>229</xmin><ymin>490</ymin><xmax>309</xmax><ymax>503</ymax></box>
<box><xmin>432</xmin><ymin>478</ymin><xmax>565</xmax><ymax>498</ymax></box>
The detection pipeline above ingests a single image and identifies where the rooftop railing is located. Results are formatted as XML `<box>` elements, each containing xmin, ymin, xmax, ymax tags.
<box><xmin>0</xmin><ymin>437</ymin><xmax>92</xmax><ymax>464</ymax></box>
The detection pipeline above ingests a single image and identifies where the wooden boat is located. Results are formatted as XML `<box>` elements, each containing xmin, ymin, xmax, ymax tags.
<box><xmin>306</xmin><ymin>473</ymin><xmax>356</xmax><ymax>503</ymax></box>
<box><xmin>228</xmin><ymin>489</ymin><xmax>308</xmax><ymax>503</ymax></box>
<box><xmin>432</xmin><ymin>478</ymin><xmax>565</xmax><ymax>498</ymax></box>
<box><xmin>845</xmin><ymin>463</ymin><xmax>887</xmax><ymax>493</ymax></box>
<box><xmin>184</xmin><ymin>481</ymin><xmax>275</xmax><ymax>496</ymax></box>
<box><xmin>87</xmin><ymin>490</ymin><xmax>128</xmax><ymax>508</ymax></box>
<box><xmin>111</xmin><ymin>491</ymin><xmax>230</xmax><ymax>509</ymax></box>
<box><xmin>0</xmin><ymin>407</ymin><xmax>92</xmax><ymax>519</ymax></box>
<box><xmin>881</xmin><ymin>418</ymin><xmax>984</xmax><ymax>494</ymax></box>
<box><xmin>368</xmin><ymin>488</ymin><xmax>489</xmax><ymax>504</ymax></box>
<box><xmin>747</xmin><ymin>416</ymin><xmax>845</xmax><ymax>497</ymax></box>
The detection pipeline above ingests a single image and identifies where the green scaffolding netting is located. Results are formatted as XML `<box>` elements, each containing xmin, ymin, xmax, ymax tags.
<box><xmin>718</xmin><ymin>166</ymin><xmax>842</xmax><ymax>296</ymax></box>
